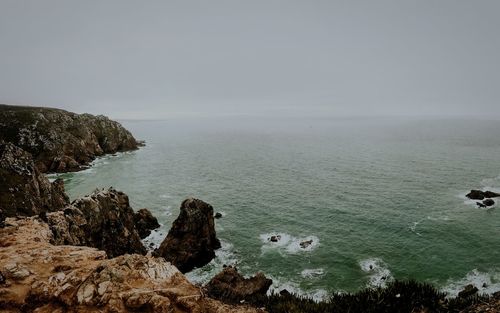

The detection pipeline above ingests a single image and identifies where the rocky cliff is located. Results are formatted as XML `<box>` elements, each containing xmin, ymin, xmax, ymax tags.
<box><xmin>47</xmin><ymin>188</ymin><xmax>158</xmax><ymax>258</ymax></box>
<box><xmin>0</xmin><ymin>142</ymin><xmax>69</xmax><ymax>218</ymax></box>
<box><xmin>0</xmin><ymin>217</ymin><xmax>263</xmax><ymax>313</ymax></box>
<box><xmin>0</xmin><ymin>104</ymin><xmax>139</xmax><ymax>173</ymax></box>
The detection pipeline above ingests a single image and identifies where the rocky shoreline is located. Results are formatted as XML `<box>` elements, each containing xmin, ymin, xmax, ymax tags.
<box><xmin>0</xmin><ymin>104</ymin><xmax>498</xmax><ymax>313</ymax></box>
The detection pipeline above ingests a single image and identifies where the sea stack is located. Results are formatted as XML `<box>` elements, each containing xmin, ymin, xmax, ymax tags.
<box><xmin>156</xmin><ymin>198</ymin><xmax>221</xmax><ymax>273</ymax></box>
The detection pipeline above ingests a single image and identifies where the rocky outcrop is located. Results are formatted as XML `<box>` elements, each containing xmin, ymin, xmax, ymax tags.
<box><xmin>466</xmin><ymin>190</ymin><xmax>500</xmax><ymax>200</ymax></box>
<box><xmin>46</xmin><ymin>188</ymin><xmax>153</xmax><ymax>258</ymax></box>
<box><xmin>0</xmin><ymin>142</ymin><xmax>69</xmax><ymax>218</ymax></box>
<box><xmin>134</xmin><ymin>208</ymin><xmax>160</xmax><ymax>239</ymax></box>
<box><xmin>0</xmin><ymin>104</ymin><xmax>139</xmax><ymax>173</ymax></box>
<box><xmin>0</xmin><ymin>217</ymin><xmax>263</xmax><ymax>313</ymax></box>
<box><xmin>458</xmin><ymin>284</ymin><xmax>479</xmax><ymax>298</ymax></box>
<box><xmin>156</xmin><ymin>198</ymin><xmax>221</xmax><ymax>273</ymax></box>
<box><xmin>205</xmin><ymin>266</ymin><xmax>273</xmax><ymax>303</ymax></box>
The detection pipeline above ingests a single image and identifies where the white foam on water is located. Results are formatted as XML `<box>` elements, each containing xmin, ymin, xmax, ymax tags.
<box><xmin>301</xmin><ymin>268</ymin><xmax>325</xmax><ymax>279</ymax></box>
<box><xmin>409</xmin><ymin>221</ymin><xmax>422</xmax><ymax>236</ymax></box>
<box><xmin>260</xmin><ymin>232</ymin><xmax>320</xmax><ymax>254</ymax></box>
<box><xmin>441</xmin><ymin>269</ymin><xmax>500</xmax><ymax>298</ymax></box>
<box><xmin>159</xmin><ymin>194</ymin><xmax>172</xmax><ymax>199</ymax></box>
<box><xmin>142</xmin><ymin>225</ymin><xmax>166</xmax><ymax>250</ymax></box>
<box><xmin>426</xmin><ymin>215</ymin><xmax>451</xmax><ymax>221</ymax></box>
<box><xmin>186</xmin><ymin>240</ymin><xmax>239</xmax><ymax>285</ymax></box>
<box><xmin>268</xmin><ymin>275</ymin><xmax>329</xmax><ymax>302</ymax></box>
<box><xmin>359</xmin><ymin>258</ymin><xmax>394</xmax><ymax>288</ymax></box>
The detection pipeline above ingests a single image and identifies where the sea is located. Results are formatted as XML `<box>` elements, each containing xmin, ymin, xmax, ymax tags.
<box><xmin>48</xmin><ymin>116</ymin><xmax>500</xmax><ymax>300</ymax></box>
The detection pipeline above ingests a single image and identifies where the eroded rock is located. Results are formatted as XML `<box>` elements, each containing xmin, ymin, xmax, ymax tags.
<box><xmin>205</xmin><ymin>266</ymin><xmax>272</xmax><ymax>303</ymax></box>
<box><xmin>0</xmin><ymin>142</ymin><xmax>69</xmax><ymax>218</ymax></box>
<box><xmin>156</xmin><ymin>198</ymin><xmax>221</xmax><ymax>273</ymax></box>
<box><xmin>47</xmin><ymin>188</ymin><xmax>147</xmax><ymax>257</ymax></box>
<box><xmin>0</xmin><ymin>217</ymin><xmax>262</xmax><ymax>313</ymax></box>
<box><xmin>134</xmin><ymin>208</ymin><xmax>160</xmax><ymax>239</ymax></box>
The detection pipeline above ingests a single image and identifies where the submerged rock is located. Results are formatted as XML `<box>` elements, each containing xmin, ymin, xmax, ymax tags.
<box><xmin>215</xmin><ymin>212</ymin><xmax>223</xmax><ymax>219</ymax></box>
<box><xmin>300</xmin><ymin>239</ymin><xmax>313</xmax><ymax>249</ymax></box>
<box><xmin>156</xmin><ymin>198</ymin><xmax>221</xmax><ymax>273</ymax></box>
<box><xmin>47</xmin><ymin>188</ymin><xmax>147</xmax><ymax>257</ymax></box>
<box><xmin>205</xmin><ymin>266</ymin><xmax>272</xmax><ymax>303</ymax></box>
<box><xmin>466</xmin><ymin>190</ymin><xmax>500</xmax><ymax>200</ymax></box>
<box><xmin>134</xmin><ymin>208</ymin><xmax>161</xmax><ymax>239</ymax></box>
<box><xmin>483</xmin><ymin>198</ymin><xmax>495</xmax><ymax>207</ymax></box>
<box><xmin>0</xmin><ymin>104</ymin><xmax>139</xmax><ymax>173</ymax></box>
<box><xmin>0</xmin><ymin>142</ymin><xmax>69</xmax><ymax>218</ymax></box>
<box><xmin>270</xmin><ymin>235</ymin><xmax>281</xmax><ymax>242</ymax></box>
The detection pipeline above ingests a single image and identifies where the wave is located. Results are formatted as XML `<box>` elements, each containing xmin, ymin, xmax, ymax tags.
<box><xmin>301</xmin><ymin>268</ymin><xmax>325</xmax><ymax>279</ymax></box>
<box><xmin>186</xmin><ymin>240</ymin><xmax>239</xmax><ymax>285</ymax></box>
<box><xmin>142</xmin><ymin>225</ymin><xmax>166</xmax><ymax>250</ymax></box>
<box><xmin>259</xmin><ymin>232</ymin><xmax>320</xmax><ymax>255</ymax></box>
<box><xmin>359</xmin><ymin>258</ymin><xmax>393</xmax><ymax>288</ymax></box>
<box><xmin>267</xmin><ymin>275</ymin><xmax>329</xmax><ymax>302</ymax></box>
<box><xmin>441</xmin><ymin>269</ymin><xmax>500</xmax><ymax>297</ymax></box>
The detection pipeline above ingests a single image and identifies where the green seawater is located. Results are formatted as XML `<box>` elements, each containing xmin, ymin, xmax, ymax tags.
<box><xmin>51</xmin><ymin>117</ymin><xmax>500</xmax><ymax>299</ymax></box>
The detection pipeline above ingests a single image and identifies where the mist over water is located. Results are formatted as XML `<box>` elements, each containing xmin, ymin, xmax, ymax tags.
<box><xmin>54</xmin><ymin>116</ymin><xmax>500</xmax><ymax>298</ymax></box>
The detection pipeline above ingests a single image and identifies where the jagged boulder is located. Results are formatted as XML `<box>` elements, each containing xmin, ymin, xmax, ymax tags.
<box><xmin>205</xmin><ymin>266</ymin><xmax>273</xmax><ymax>303</ymax></box>
<box><xmin>47</xmin><ymin>188</ymin><xmax>151</xmax><ymax>257</ymax></box>
<box><xmin>0</xmin><ymin>104</ymin><xmax>139</xmax><ymax>173</ymax></box>
<box><xmin>134</xmin><ymin>208</ymin><xmax>160</xmax><ymax>239</ymax></box>
<box><xmin>0</xmin><ymin>218</ymin><xmax>262</xmax><ymax>313</ymax></box>
<box><xmin>0</xmin><ymin>142</ymin><xmax>69</xmax><ymax>217</ymax></box>
<box><xmin>156</xmin><ymin>198</ymin><xmax>221</xmax><ymax>273</ymax></box>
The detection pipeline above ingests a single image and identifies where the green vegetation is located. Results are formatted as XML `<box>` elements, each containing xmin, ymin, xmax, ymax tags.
<box><xmin>251</xmin><ymin>280</ymin><xmax>488</xmax><ymax>313</ymax></box>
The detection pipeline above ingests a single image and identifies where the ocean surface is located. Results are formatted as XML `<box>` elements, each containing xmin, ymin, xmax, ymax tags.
<box><xmin>50</xmin><ymin>116</ymin><xmax>500</xmax><ymax>299</ymax></box>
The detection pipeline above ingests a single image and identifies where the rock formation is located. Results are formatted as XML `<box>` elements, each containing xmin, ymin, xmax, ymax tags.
<box><xmin>0</xmin><ymin>142</ymin><xmax>69</xmax><ymax>218</ymax></box>
<box><xmin>0</xmin><ymin>217</ymin><xmax>263</xmax><ymax>313</ymax></box>
<box><xmin>205</xmin><ymin>266</ymin><xmax>273</xmax><ymax>303</ymax></box>
<box><xmin>0</xmin><ymin>104</ymin><xmax>139</xmax><ymax>173</ymax></box>
<box><xmin>466</xmin><ymin>190</ymin><xmax>500</xmax><ymax>200</ymax></box>
<box><xmin>156</xmin><ymin>198</ymin><xmax>221</xmax><ymax>273</ymax></box>
<box><xmin>47</xmin><ymin>188</ymin><xmax>156</xmax><ymax>258</ymax></box>
<box><xmin>483</xmin><ymin>199</ymin><xmax>495</xmax><ymax>207</ymax></box>
<box><xmin>134</xmin><ymin>208</ymin><xmax>161</xmax><ymax>239</ymax></box>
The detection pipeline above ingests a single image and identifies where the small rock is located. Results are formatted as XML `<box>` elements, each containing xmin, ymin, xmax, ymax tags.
<box><xmin>0</xmin><ymin>271</ymin><xmax>5</xmax><ymax>284</ymax></box>
<box><xmin>270</xmin><ymin>235</ymin><xmax>281</xmax><ymax>242</ymax></box>
<box><xmin>214</xmin><ymin>212</ymin><xmax>223</xmax><ymax>219</ymax></box>
<box><xmin>458</xmin><ymin>284</ymin><xmax>478</xmax><ymax>298</ymax></box>
<box><xmin>483</xmin><ymin>199</ymin><xmax>495</xmax><ymax>207</ymax></box>
<box><xmin>300</xmin><ymin>240</ymin><xmax>313</xmax><ymax>249</ymax></box>
<box><xmin>477</xmin><ymin>202</ymin><xmax>487</xmax><ymax>208</ymax></box>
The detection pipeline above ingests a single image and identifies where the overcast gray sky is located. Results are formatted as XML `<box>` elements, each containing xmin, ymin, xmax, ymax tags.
<box><xmin>0</xmin><ymin>0</ymin><xmax>499</xmax><ymax>119</ymax></box>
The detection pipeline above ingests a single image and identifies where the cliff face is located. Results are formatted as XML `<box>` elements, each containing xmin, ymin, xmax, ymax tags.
<box><xmin>0</xmin><ymin>142</ymin><xmax>69</xmax><ymax>218</ymax></box>
<box><xmin>0</xmin><ymin>217</ymin><xmax>263</xmax><ymax>313</ymax></box>
<box><xmin>47</xmin><ymin>188</ymin><xmax>157</xmax><ymax>258</ymax></box>
<box><xmin>0</xmin><ymin>104</ymin><xmax>139</xmax><ymax>173</ymax></box>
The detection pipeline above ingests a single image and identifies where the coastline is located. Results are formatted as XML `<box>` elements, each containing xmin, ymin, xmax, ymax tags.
<box><xmin>0</xmin><ymin>104</ymin><xmax>500</xmax><ymax>306</ymax></box>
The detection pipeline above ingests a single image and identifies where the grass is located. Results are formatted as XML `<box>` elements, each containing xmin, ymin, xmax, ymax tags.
<box><xmin>246</xmin><ymin>280</ymin><xmax>489</xmax><ymax>313</ymax></box>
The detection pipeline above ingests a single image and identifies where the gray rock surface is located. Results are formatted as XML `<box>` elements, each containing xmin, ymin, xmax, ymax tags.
<box><xmin>0</xmin><ymin>142</ymin><xmax>69</xmax><ymax>218</ymax></box>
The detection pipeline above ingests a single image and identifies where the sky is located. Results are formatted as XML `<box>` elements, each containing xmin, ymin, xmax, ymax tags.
<box><xmin>0</xmin><ymin>0</ymin><xmax>499</xmax><ymax>119</ymax></box>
